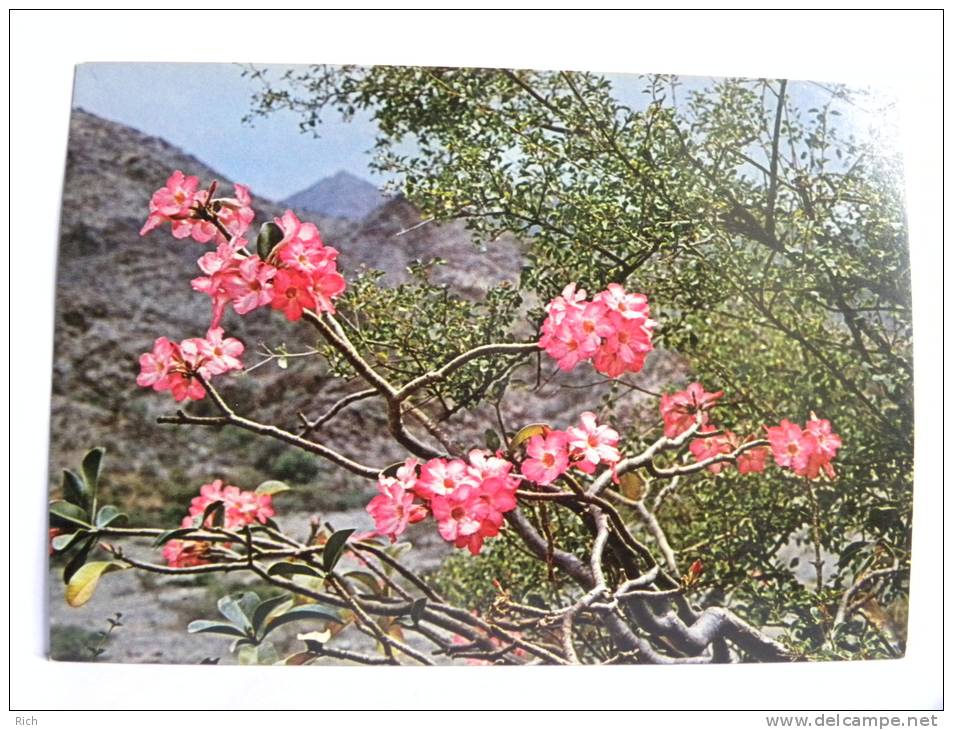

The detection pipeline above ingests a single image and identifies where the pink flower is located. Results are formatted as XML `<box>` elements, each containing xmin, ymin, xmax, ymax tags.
<box><xmin>187</xmin><ymin>480</ymin><xmax>275</xmax><ymax>529</ymax></box>
<box><xmin>595</xmin><ymin>283</ymin><xmax>651</xmax><ymax>321</ymax></box>
<box><xmin>431</xmin><ymin>485</ymin><xmax>483</xmax><ymax>542</ymax></box>
<box><xmin>140</xmin><ymin>170</ymin><xmax>199</xmax><ymax>236</ymax></box>
<box><xmin>736</xmin><ymin>439</ymin><xmax>769</xmax><ymax>475</ymax></box>
<box><xmin>140</xmin><ymin>172</ymin><xmax>257</xmax><ymax>245</ymax></box>
<box><xmin>188</xmin><ymin>479</ymin><xmax>228</xmax><ymax>524</ymax></box>
<box><xmin>227</xmin><ymin>255</ymin><xmax>276</xmax><ymax>315</ymax></box>
<box><xmin>191</xmin><ymin>241</ymin><xmax>243</xmax><ymax>327</ymax></box>
<box><xmin>270</xmin><ymin>268</ymin><xmax>317</xmax><ymax>321</ymax></box>
<box><xmin>659</xmin><ymin>382</ymin><xmax>724</xmax><ymax>438</ymax></box>
<box><xmin>539</xmin><ymin>283</ymin><xmax>654</xmax><ymax>376</ymax></box>
<box><xmin>278</xmin><ymin>239</ymin><xmax>326</xmax><ymax>274</ymax></box>
<box><xmin>137</xmin><ymin>336</ymin><xmax>206</xmax><ymax>401</ymax></box>
<box><xmin>520</xmin><ymin>431</ymin><xmax>570</xmax><ymax>486</ymax></box>
<box><xmin>309</xmin><ymin>269</ymin><xmax>347</xmax><ymax>313</ymax></box>
<box><xmin>222</xmin><ymin>485</ymin><xmax>275</xmax><ymax>526</ymax></box>
<box><xmin>592</xmin><ymin>313</ymin><xmax>654</xmax><ymax>377</ymax></box>
<box><xmin>215</xmin><ymin>183</ymin><xmax>255</xmax><ymax>239</ymax></box>
<box><xmin>136</xmin><ymin>337</ymin><xmax>177</xmax><ymax>391</ymax></box>
<box><xmin>366</xmin><ymin>477</ymin><xmax>428</xmax><ymax>542</ymax></box>
<box><xmin>688</xmin><ymin>427</ymin><xmax>733</xmax><ymax>474</ymax></box>
<box><xmin>467</xmin><ymin>449</ymin><xmax>518</xmax><ymax>484</ymax></box>
<box><xmin>766</xmin><ymin>419</ymin><xmax>817</xmax><ymax>476</ymax></box>
<box><xmin>566</xmin><ymin>411</ymin><xmax>621</xmax><ymax>474</ymax></box>
<box><xmin>414</xmin><ymin>458</ymin><xmax>478</xmax><ymax>499</ymax></box>
<box><xmin>194</xmin><ymin>327</ymin><xmax>244</xmax><ymax>375</ymax></box>
<box><xmin>162</xmin><ymin>539</ymin><xmax>210</xmax><ymax>568</ymax></box>
<box><xmin>803</xmin><ymin>417</ymin><xmax>842</xmax><ymax>479</ymax></box>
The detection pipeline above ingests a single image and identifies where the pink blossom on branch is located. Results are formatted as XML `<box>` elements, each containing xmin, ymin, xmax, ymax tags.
<box><xmin>520</xmin><ymin>431</ymin><xmax>571</xmax><ymax>486</ymax></box>
<box><xmin>539</xmin><ymin>282</ymin><xmax>654</xmax><ymax>377</ymax></box>
<box><xmin>136</xmin><ymin>328</ymin><xmax>245</xmax><ymax>402</ymax></box>
<box><xmin>270</xmin><ymin>268</ymin><xmax>318</xmax><ymax>322</ymax></box>
<box><xmin>566</xmin><ymin>411</ymin><xmax>621</xmax><ymax>475</ymax></box>
<box><xmin>163</xmin><ymin>480</ymin><xmax>279</xmax><ymax>567</ymax></box>
<box><xmin>766</xmin><ymin>417</ymin><xmax>841</xmax><ymax>480</ymax></box>
<box><xmin>688</xmin><ymin>427</ymin><xmax>734</xmax><ymax>474</ymax></box>
<box><xmin>414</xmin><ymin>458</ymin><xmax>479</xmax><ymax>499</ymax></box>
<box><xmin>194</xmin><ymin>327</ymin><xmax>245</xmax><ymax>375</ymax></box>
<box><xmin>659</xmin><ymin>382</ymin><xmax>724</xmax><ymax>438</ymax></box>
<box><xmin>140</xmin><ymin>171</ymin><xmax>256</xmax><ymax>244</ymax></box>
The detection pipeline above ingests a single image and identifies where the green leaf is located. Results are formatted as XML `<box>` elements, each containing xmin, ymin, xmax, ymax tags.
<box><xmin>508</xmin><ymin>423</ymin><xmax>549</xmax><ymax>454</ymax></box>
<box><xmin>410</xmin><ymin>597</ymin><xmax>428</xmax><ymax>624</ymax></box>
<box><xmin>81</xmin><ymin>447</ymin><xmax>105</xmax><ymax>488</ymax></box>
<box><xmin>49</xmin><ymin>500</ymin><xmax>92</xmax><ymax>529</ymax></box>
<box><xmin>151</xmin><ymin>527</ymin><xmax>197</xmax><ymax>548</ymax></box>
<box><xmin>65</xmin><ymin>560</ymin><xmax>124</xmax><ymax>607</ymax></box>
<box><xmin>251</xmin><ymin>594</ymin><xmax>293</xmax><ymax>633</ymax></box>
<box><xmin>217</xmin><ymin>595</ymin><xmax>252</xmax><ymax>633</ymax></box>
<box><xmin>51</xmin><ymin>530</ymin><xmax>87</xmax><ymax>553</ymax></box>
<box><xmin>62</xmin><ymin>536</ymin><xmax>95</xmax><ymax>584</ymax></box>
<box><xmin>484</xmin><ymin>428</ymin><xmax>501</xmax><ymax>452</ymax></box>
<box><xmin>61</xmin><ymin>469</ymin><xmax>89</xmax><ymax>510</ymax></box>
<box><xmin>201</xmin><ymin>500</ymin><xmax>225</xmax><ymax>529</ymax></box>
<box><xmin>261</xmin><ymin>605</ymin><xmax>342</xmax><ymax>638</ymax></box>
<box><xmin>619</xmin><ymin>472</ymin><xmax>646</xmax><ymax>502</ymax></box>
<box><xmin>236</xmin><ymin>592</ymin><xmax>262</xmax><ymax>623</ymax></box>
<box><xmin>95</xmin><ymin>505</ymin><xmax>127</xmax><ymax>529</ymax></box>
<box><xmin>379</xmin><ymin>461</ymin><xmax>408</xmax><ymax>478</ymax></box>
<box><xmin>187</xmin><ymin>620</ymin><xmax>248</xmax><ymax>639</ymax></box>
<box><xmin>81</xmin><ymin>448</ymin><xmax>105</xmax><ymax>508</ymax></box>
<box><xmin>256</xmin><ymin>221</ymin><xmax>284</xmax><ymax>259</ymax></box>
<box><xmin>255</xmin><ymin>480</ymin><xmax>293</xmax><ymax>496</ymax></box>
<box><xmin>343</xmin><ymin>570</ymin><xmax>381</xmax><ymax>595</ymax></box>
<box><xmin>322</xmin><ymin>528</ymin><xmax>356</xmax><ymax>573</ymax></box>
<box><xmin>267</xmin><ymin>562</ymin><xmax>321</xmax><ymax>579</ymax></box>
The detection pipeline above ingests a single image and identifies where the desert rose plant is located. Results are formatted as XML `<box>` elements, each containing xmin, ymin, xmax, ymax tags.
<box><xmin>49</xmin><ymin>167</ymin><xmax>861</xmax><ymax>666</ymax></box>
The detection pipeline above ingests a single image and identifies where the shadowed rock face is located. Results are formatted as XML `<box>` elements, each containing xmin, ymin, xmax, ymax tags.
<box><xmin>282</xmin><ymin>170</ymin><xmax>385</xmax><ymax>220</ymax></box>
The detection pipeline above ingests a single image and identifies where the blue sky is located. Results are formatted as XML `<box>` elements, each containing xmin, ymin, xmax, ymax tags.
<box><xmin>72</xmin><ymin>63</ymin><xmax>876</xmax><ymax>202</ymax></box>
<box><xmin>73</xmin><ymin>63</ymin><xmax>383</xmax><ymax>201</ymax></box>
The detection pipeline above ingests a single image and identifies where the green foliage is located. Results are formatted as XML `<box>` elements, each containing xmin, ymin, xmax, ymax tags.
<box><xmin>327</xmin><ymin>261</ymin><xmax>525</xmax><ymax>413</ymax></box>
<box><xmin>187</xmin><ymin>590</ymin><xmax>341</xmax><ymax>665</ymax></box>
<box><xmin>270</xmin><ymin>449</ymin><xmax>319</xmax><ymax>484</ymax></box>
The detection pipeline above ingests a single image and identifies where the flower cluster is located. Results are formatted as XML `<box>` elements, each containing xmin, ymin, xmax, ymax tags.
<box><xmin>191</xmin><ymin>210</ymin><xmax>345</xmax><ymax>327</ymax></box>
<box><xmin>659</xmin><ymin>382</ymin><xmax>724</xmax><ymax>437</ymax></box>
<box><xmin>140</xmin><ymin>172</ymin><xmax>346</xmax><ymax>330</ymax></box>
<box><xmin>140</xmin><ymin>171</ymin><xmax>254</xmax><ymax>244</ymax></box>
<box><xmin>365</xmin><ymin>450</ymin><xmax>521</xmax><ymax>555</ymax></box>
<box><xmin>688</xmin><ymin>427</ymin><xmax>768</xmax><ymax>475</ymax></box>
<box><xmin>661</xmin><ymin>382</ymin><xmax>769</xmax><ymax>475</ymax></box>
<box><xmin>137</xmin><ymin>327</ymin><xmax>244</xmax><ymax>402</ymax></box>
<box><xmin>539</xmin><ymin>283</ymin><xmax>655</xmax><ymax>377</ymax></box>
<box><xmin>766</xmin><ymin>416</ymin><xmax>842</xmax><ymax>480</ymax></box>
<box><xmin>163</xmin><ymin>480</ymin><xmax>276</xmax><ymax>568</ymax></box>
<box><xmin>520</xmin><ymin>412</ymin><xmax>622</xmax><ymax>486</ymax></box>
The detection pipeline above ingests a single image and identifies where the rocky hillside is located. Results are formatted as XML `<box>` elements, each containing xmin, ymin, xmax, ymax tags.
<box><xmin>282</xmin><ymin>170</ymin><xmax>385</xmax><ymax>220</ymax></box>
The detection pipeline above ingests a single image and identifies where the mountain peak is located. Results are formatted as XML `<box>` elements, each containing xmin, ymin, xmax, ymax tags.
<box><xmin>282</xmin><ymin>171</ymin><xmax>385</xmax><ymax>221</ymax></box>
